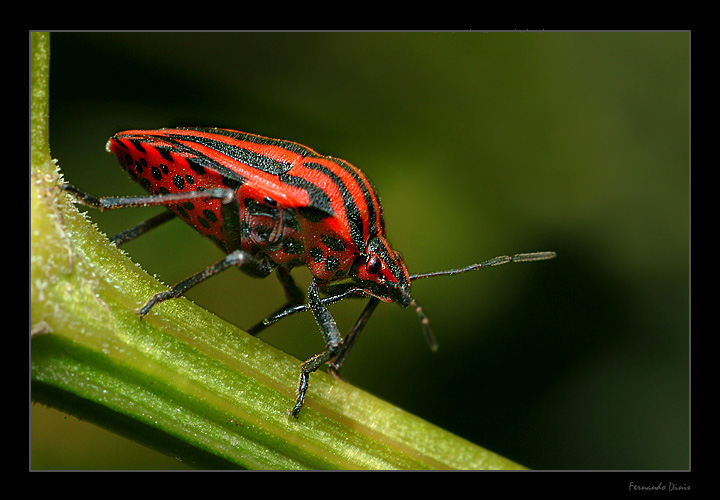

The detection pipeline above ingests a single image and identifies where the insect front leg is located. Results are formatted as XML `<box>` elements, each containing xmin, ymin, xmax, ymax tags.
<box><xmin>259</xmin><ymin>284</ymin><xmax>367</xmax><ymax>328</ymax></box>
<box><xmin>289</xmin><ymin>279</ymin><xmax>343</xmax><ymax>418</ymax></box>
<box><xmin>327</xmin><ymin>297</ymin><xmax>380</xmax><ymax>379</ymax></box>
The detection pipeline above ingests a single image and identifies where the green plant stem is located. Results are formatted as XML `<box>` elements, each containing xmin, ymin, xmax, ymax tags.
<box><xmin>30</xmin><ymin>32</ymin><xmax>526</xmax><ymax>470</ymax></box>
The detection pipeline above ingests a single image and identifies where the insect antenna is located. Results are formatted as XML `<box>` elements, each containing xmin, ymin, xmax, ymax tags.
<box><xmin>412</xmin><ymin>297</ymin><xmax>439</xmax><ymax>352</ymax></box>
<box><xmin>387</xmin><ymin>281</ymin><xmax>439</xmax><ymax>352</ymax></box>
<box><xmin>406</xmin><ymin>251</ymin><xmax>555</xmax><ymax>351</ymax></box>
<box><xmin>410</xmin><ymin>251</ymin><xmax>556</xmax><ymax>281</ymax></box>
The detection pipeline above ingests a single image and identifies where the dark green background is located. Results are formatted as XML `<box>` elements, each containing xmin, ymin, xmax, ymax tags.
<box><xmin>33</xmin><ymin>31</ymin><xmax>689</xmax><ymax>470</ymax></box>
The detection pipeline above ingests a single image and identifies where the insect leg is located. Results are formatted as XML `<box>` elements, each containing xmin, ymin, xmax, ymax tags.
<box><xmin>64</xmin><ymin>180</ymin><xmax>250</xmax><ymax>255</ymax></box>
<box><xmin>63</xmin><ymin>182</ymin><xmax>241</xmax><ymax>247</ymax></box>
<box><xmin>62</xmin><ymin>183</ymin><xmax>237</xmax><ymax>211</ymax></box>
<box><xmin>328</xmin><ymin>297</ymin><xmax>380</xmax><ymax>380</ymax></box>
<box><xmin>109</xmin><ymin>210</ymin><xmax>177</xmax><ymax>246</ymax></box>
<box><xmin>258</xmin><ymin>285</ymin><xmax>367</xmax><ymax>327</ymax></box>
<box><xmin>246</xmin><ymin>267</ymin><xmax>306</xmax><ymax>336</ymax></box>
<box><xmin>289</xmin><ymin>279</ymin><xmax>343</xmax><ymax>418</ymax></box>
<box><xmin>136</xmin><ymin>249</ymin><xmax>273</xmax><ymax>318</ymax></box>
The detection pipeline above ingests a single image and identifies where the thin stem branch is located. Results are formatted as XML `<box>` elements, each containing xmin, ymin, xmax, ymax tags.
<box><xmin>30</xmin><ymin>32</ymin><xmax>526</xmax><ymax>471</ymax></box>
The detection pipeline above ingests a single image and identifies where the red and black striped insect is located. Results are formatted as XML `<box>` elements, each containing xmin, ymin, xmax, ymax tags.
<box><xmin>62</xmin><ymin>127</ymin><xmax>555</xmax><ymax>417</ymax></box>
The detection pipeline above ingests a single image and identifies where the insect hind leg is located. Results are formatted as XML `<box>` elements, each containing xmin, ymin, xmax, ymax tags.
<box><xmin>62</xmin><ymin>182</ymin><xmax>227</xmax><ymax>210</ymax></box>
<box><xmin>109</xmin><ymin>210</ymin><xmax>177</xmax><ymax>246</ymax></box>
<box><xmin>63</xmin><ymin>181</ymin><xmax>248</xmax><ymax>255</ymax></box>
<box><xmin>136</xmin><ymin>249</ymin><xmax>273</xmax><ymax>318</ymax></box>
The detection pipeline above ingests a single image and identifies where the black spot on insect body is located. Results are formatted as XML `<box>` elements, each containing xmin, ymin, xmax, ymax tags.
<box><xmin>151</xmin><ymin>166</ymin><xmax>163</xmax><ymax>181</ymax></box>
<box><xmin>139</xmin><ymin>157</ymin><xmax>148</xmax><ymax>169</ymax></box>
<box><xmin>134</xmin><ymin>161</ymin><xmax>144</xmax><ymax>174</ymax></box>
<box><xmin>325</xmin><ymin>255</ymin><xmax>340</xmax><ymax>272</ymax></box>
<box><xmin>124</xmin><ymin>153</ymin><xmax>133</xmax><ymax>166</ymax></box>
<box><xmin>321</xmin><ymin>234</ymin><xmax>346</xmax><ymax>252</ymax></box>
<box><xmin>173</xmin><ymin>175</ymin><xmax>185</xmax><ymax>190</ymax></box>
<box><xmin>198</xmin><ymin>215</ymin><xmax>211</xmax><ymax>229</ymax></box>
<box><xmin>309</xmin><ymin>247</ymin><xmax>324</xmax><ymax>262</ymax></box>
<box><xmin>157</xmin><ymin>147</ymin><xmax>174</xmax><ymax>163</ymax></box>
<box><xmin>185</xmin><ymin>174</ymin><xmax>195</xmax><ymax>185</ymax></box>
<box><xmin>283</xmin><ymin>237</ymin><xmax>304</xmax><ymax>255</ymax></box>
<box><xmin>176</xmin><ymin>205</ymin><xmax>190</xmax><ymax>219</ymax></box>
<box><xmin>160</xmin><ymin>163</ymin><xmax>170</xmax><ymax>175</ymax></box>
<box><xmin>130</xmin><ymin>139</ymin><xmax>146</xmax><ymax>153</ymax></box>
<box><xmin>187</xmin><ymin>158</ymin><xmax>206</xmax><ymax>175</ymax></box>
<box><xmin>202</xmin><ymin>209</ymin><xmax>218</xmax><ymax>224</ymax></box>
<box><xmin>140</xmin><ymin>178</ymin><xmax>152</xmax><ymax>191</ymax></box>
<box><xmin>157</xmin><ymin>187</ymin><xmax>170</xmax><ymax>195</ymax></box>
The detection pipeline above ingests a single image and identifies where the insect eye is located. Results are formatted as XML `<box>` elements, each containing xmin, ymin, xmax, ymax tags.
<box><xmin>366</xmin><ymin>255</ymin><xmax>381</xmax><ymax>274</ymax></box>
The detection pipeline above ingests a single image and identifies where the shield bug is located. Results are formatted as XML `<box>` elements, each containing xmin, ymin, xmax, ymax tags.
<box><xmin>62</xmin><ymin>127</ymin><xmax>556</xmax><ymax>417</ymax></box>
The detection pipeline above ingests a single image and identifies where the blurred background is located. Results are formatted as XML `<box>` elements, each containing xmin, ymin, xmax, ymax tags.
<box><xmin>32</xmin><ymin>31</ymin><xmax>689</xmax><ymax>470</ymax></box>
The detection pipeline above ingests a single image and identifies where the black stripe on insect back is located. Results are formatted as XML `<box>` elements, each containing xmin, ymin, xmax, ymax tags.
<box><xmin>183</xmin><ymin>128</ymin><xmax>384</xmax><ymax>240</ymax></box>
<box><xmin>163</xmin><ymin>133</ymin><xmax>337</xmax><ymax>222</ymax></box>
<box><xmin>168</xmin><ymin>132</ymin><xmax>295</xmax><ymax>176</ymax></box>
<box><xmin>277</xmin><ymin>172</ymin><xmax>334</xmax><ymax>221</ymax></box>
<box><xmin>303</xmin><ymin>160</ymin><xmax>367</xmax><ymax>252</ymax></box>
<box><xmin>327</xmin><ymin>157</ymin><xmax>383</xmax><ymax>240</ymax></box>
<box><xmin>165</xmin><ymin>130</ymin><xmax>339</xmax><ymax>225</ymax></box>
<box><xmin>182</xmin><ymin>127</ymin><xmax>320</xmax><ymax>159</ymax></box>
